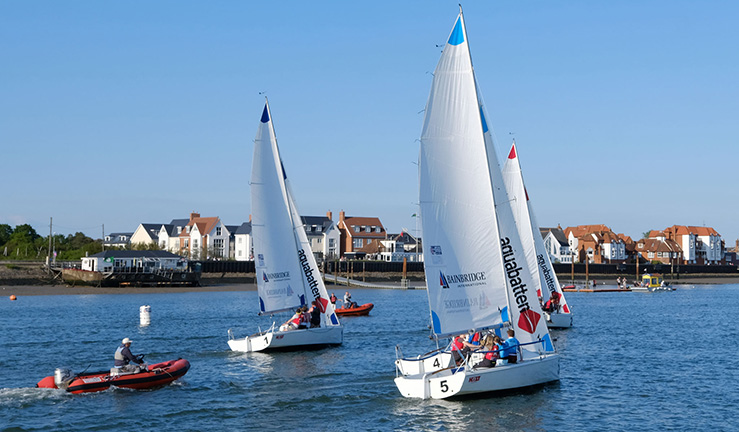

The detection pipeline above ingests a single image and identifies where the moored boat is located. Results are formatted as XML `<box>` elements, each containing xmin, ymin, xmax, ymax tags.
<box><xmin>36</xmin><ymin>358</ymin><xmax>190</xmax><ymax>394</ymax></box>
<box><xmin>335</xmin><ymin>303</ymin><xmax>374</xmax><ymax>316</ymax></box>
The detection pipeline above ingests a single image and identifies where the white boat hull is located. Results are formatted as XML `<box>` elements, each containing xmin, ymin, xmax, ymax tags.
<box><xmin>545</xmin><ymin>312</ymin><xmax>573</xmax><ymax>328</ymax></box>
<box><xmin>396</xmin><ymin>352</ymin><xmax>454</xmax><ymax>376</ymax></box>
<box><xmin>631</xmin><ymin>286</ymin><xmax>655</xmax><ymax>292</ymax></box>
<box><xmin>394</xmin><ymin>353</ymin><xmax>559</xmax><ymax>399</ymax></box>
<box><xmin>228</xmin><ymin>326</ymin><xmax>343</xmax><ymax>352</ymax></box>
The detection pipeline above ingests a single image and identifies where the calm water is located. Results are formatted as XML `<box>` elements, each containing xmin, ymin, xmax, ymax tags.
<box><xmin>2</xmin><ymin>284</ymin><xmax>739</xmax><ymax>431</ymax></box>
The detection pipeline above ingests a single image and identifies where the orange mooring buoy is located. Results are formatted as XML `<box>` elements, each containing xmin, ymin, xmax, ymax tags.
<box><xmin>9</xmin><ymin>295</ymin><xmax>17</xmax><ymax>301</ymax></box>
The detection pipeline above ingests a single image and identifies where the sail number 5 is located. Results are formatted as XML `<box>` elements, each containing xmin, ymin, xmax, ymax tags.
<box><xmin>440</xmin><ymin>380</ymin><xmax>448</xmax><ymax>393</ymax></box>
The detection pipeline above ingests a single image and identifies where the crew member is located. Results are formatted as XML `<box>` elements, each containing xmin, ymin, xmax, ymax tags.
<box><xmin>501</xmin><ymin>329</ymin><xmax>520</xmax><ymax>364</ymax></box>
<box><xmin>114</xmin><ymin>338</ymin><xmax>144</xmax><ymax>373</ymax></box>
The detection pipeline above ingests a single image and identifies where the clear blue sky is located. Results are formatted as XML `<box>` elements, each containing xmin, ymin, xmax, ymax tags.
<box><xmin>2</xmin><ymin>1</ymin><xmax>738</xmax><ymax>242</ymax></box>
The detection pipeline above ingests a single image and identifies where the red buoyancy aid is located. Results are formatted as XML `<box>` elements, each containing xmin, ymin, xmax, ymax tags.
<box><xmin>485</xmin><ymin>345</ymin><xmax>500</xmax><ymax>361</ymax></box>
<box><xmin>290</xmin><ymin>314</ymin><xmax>302</xmax><ymax>326</ymax></box>
<box><xmin>452</xmin><ymin>337</ymin><xmax>464</xmax><ymax>351</ymax></box>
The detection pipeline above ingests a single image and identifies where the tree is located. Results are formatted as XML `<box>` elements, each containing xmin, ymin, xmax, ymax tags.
<box><xmin>0</xmin><ymin>224</ymin><xmax>12</xmax><ymax>246</ymax></box>
<box><xmin>642</xmin><ymin>231</ymin><xmax>651</xmax><ymax>239</ymax></box>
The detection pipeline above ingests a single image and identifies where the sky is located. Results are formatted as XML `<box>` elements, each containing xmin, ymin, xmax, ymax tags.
<box><xmin>2</xmin><ymin>1</ymin><xmax>738</xmax><ymax>242</ymax></box>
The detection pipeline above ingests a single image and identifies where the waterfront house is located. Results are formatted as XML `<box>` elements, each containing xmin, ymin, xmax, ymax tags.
<box><xmin>540</xmin><ymin>226</ymin><xmax>571</xmax><ymax>263</ymax></box>
<box><xmin>377</xmin><ymin>231</ymin><xmax>423</xmax><ymax>262</ymax></box>
<box><xmin>81</xmin><ymin>250</ymin><xmax>187</xmax><ymax>272</ymax></box>
<box><xmin>156</xmin><ymin>219</ymin><xmax>190</xmax><ymax>252</ymax></box>
<box><xmin>336</xmin><ymin>211</ymin><xmax>387</xmax><ymax>258</ymax></box>
<box><xmin>130</xmin><ymin>223</ymin><xmax>163</xmax><ymax>247</ymax></box>
<box><xmin>177</xmin><ymin>213</ymin><xmax>227</xmax><ymax>260</ymax></box>
<box><xmin>103</xmin><ymin>232</ymin><xmax>133</xmax><ymax>249</ymax></box>
<box><xmin>564</xmin><ymin>224</ymin><xmax>627</xmax><ymax>264</ymax></box>
<box><xmin>655</xmin><ymin>225</ymin><xmax>724</xmax><ymax>265</ymax></box>
<box><xmin>233</xmin><ymin>222</ymin><xmax>253</xmax><ymax>261</ymax></box>
<box><xmin>302</xmin><ymin>212</ymin><xmax>340</xmax><ymax>261</ymax></box>
<box><xmin>634</xmin><ymin>237</ymin><xmax>683</xmax><ymax>266</ymax></box>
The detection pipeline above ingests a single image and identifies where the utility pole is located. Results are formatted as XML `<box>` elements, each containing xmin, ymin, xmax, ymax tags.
<box><xmin>102</xmin><ymin>224</ymin><xmax>105</xmax><ymax>252</ymax></box>
<box><xmin>48</xmin><ymin>217</ymin><xmax>52</xmax><ymax>267</ymax></box>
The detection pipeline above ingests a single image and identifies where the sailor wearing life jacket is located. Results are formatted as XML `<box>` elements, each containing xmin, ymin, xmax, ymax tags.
<box><xmin>114</xmin><ymin>337</ymin><xmax>144</xmax><ymax>372</ymax></box>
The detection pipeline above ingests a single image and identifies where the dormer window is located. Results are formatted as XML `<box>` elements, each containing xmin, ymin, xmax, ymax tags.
<box><xmin>353</xmin><ymin>226</ymin><xmax>359</xmax><ymax>233</ymax></box>
<box><xmin>317</xmin><ymin>225</ymin><xmax>322</xmax><ymax>232</ymax></box>
<box><xmin>365</xmin><ymin>226</ymin><xmax>371</xmax><ymax>233</ymax></box>
<box><xmin>375</xmin><ymin>226</ymin><xmax>381</xmax><ymax>233</ymax></box>
<box><xmin>177</xmin><ymin>227</ymin><xmax>182</xmax><ymax>234</ymax></box>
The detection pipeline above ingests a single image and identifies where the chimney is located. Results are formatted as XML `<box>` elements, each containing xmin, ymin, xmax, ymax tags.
<box><xmin>327</xmin><ymin>211</ymin><xmax>333</xmax><ymax>221</ymax></box>
<box><xmin>249</xmin><ymin>214</ymin><xmax>252</xmax><ymax>222</ymax></box>
<box><xmin>190</xmin><ymin>212</ymin><xmax>200</xmax><ymax>221</ymax></box>
<box><xmin>339</xmin><ymin>210</ymin><xmax>345</xmax><ymax>222</ymax></box>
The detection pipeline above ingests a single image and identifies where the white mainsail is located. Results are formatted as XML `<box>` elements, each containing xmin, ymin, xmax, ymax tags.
<box><xmin>501</xmin><ymin>142</ymin><xmax>571</xmax><ymax>317</ymax></box>
<box><xmin>419</xmin><ymin>10</ymin><xmax>552</xmax><ymax>352</ymax></box>
<box><xmin>251</xmin><ymin>100</ymin><xmax>339</xmax><ymax>325</ymax></box>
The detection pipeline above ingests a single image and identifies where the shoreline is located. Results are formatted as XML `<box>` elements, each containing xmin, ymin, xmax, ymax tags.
<box><xmin>3</xmin><ymin>276</ymin><xmax>739</xmax><ymax>297</ymax></box>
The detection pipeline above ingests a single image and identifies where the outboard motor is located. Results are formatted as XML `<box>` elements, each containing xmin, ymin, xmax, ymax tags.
<box><xmin>54</xmin><ymin>368</ymin><xmax>73</xmax><ymax>389</ymax></box>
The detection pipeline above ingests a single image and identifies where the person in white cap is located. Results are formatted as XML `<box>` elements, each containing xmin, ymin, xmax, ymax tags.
<box><xmin>114</xmin><ymin>337</ymin><xmax>145</xmax><ymax>373</ymax></box>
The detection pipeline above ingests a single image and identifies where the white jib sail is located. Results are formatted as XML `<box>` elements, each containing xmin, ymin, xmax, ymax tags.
<box><xmin>502</xmin><ymin>142</ymin><xmax>570</xmax><ymax>315</ymax></box>
<box><xmin>284</xmin><ymin>180</ymin><xmax>341</xmax><ymax>326</ymax></box>
<box><xmin>250</xmin><ymin>100</ymin><xmax>308</xmax><ymax>314</ymax></box>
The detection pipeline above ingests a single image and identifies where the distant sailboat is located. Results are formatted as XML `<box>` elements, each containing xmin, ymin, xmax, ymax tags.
<box><xmin>393</xmin><ymin>8</ymin><xmax>559</xmax><ymax>399</ymax></box>
<box><xmin>227</xmin><ymin>99</ymin><xmax>343</xmax><ymax>352</ymax></box>
<box><xmin>502</xmin><ymin>141</ymin><xmax>573</xmax><ymax>328</ymax></box>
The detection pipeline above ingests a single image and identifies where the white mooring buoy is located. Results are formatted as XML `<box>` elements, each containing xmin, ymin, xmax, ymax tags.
<box><xmin>139</xmin><ymin>305</ymin><xmax>151</xmax><ymax>326</ymax></box>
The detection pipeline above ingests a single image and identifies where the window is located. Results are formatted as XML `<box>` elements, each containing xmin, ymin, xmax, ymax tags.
<box><xmin>329</xmin><ymin>239</ymin><xmax>335</xmax><ymax>247</ymax></box>
<box><xmin>317</xmin><ymin>225</ymin><xmax>322</xmax><ymax>232</ymax></box>
<box><xmin>193</xmin><ymin>239</ymin><xmax>199</xmax><ymax>248</ymax></box>
<box><xmin>375</xmin><ymin>227</ymin><xmax>381</xmax><ymax>233</ymax></box>
<box><xmin>317</xmin><ymin>238</ymin><xmax>321</xmax><ymax>244</ymax></box>
<box><xmin>216</xmin><ymin>227</ymin><xmax>222</xmax><ymax>236</ymax></box>
<box><xmin>353</xmin><ymin>239</ymin><xmax>363</xmax><ymax>248</ymax></box>
<box><xmin>365</xmin><ymin>226</ymin><xmax>371</xmax><ymax>233</ymax></box>
<box><xmin>184</xmin><ymin>239</ymin><xmax>189</xmax><ymax>248</ymax></box>
<box><xmin>353</xmin><ymin>226</ymin><xmax>359</xmax><ymax>233</ymax></box>
<box><xmin>214</xmin><ymin>238</ymin><xmax>224</xmax><ymax>257</ymax></box>
<box><xmin>238</xmin><ymin>237</ymin><xmax>242</xmax><ymax>243</ymax></box>
<box><xmin>648</xmin><ymin>252</ymin><xmax>654</xmax><ymax>258</ymax></box>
